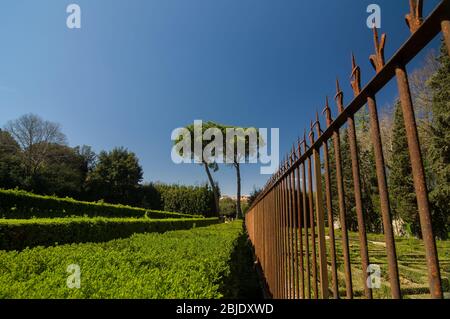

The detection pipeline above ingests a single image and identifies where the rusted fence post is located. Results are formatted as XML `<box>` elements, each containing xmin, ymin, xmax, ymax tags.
<box><xmin>443</xmin><ymin>20</ymin><xmax>450</xmax><ymax>54</ymax></box>
<box><xmin>308</xmin><ymin>128</ymin><xmax>319</xmax><ymax>299</ymax></box>
<box><xmin>323</xmin><ymin>99</ymin><xmax>340</xmax><ymax>299</ymax></box>
<box><xmin>296</xmin><ymin>140</ymin><xmax>305</xmax><ymax>299</ymax></box>
<box><xmin>334</xmin><ymin>79</ymin><xmax>354</xmax><ymax>299</ymax></box>
<box><xmin>313</xmin><ymin>113</ymin><xmax>330</xmax><ymax>299</ymax></box>
<box><xmin>301</xmin><ymin>137</ymin><xmax>311</xmax><ymax>299</ymax></box>
<box><xmin>289</xmin><ymin>151</ymin><xmax>300</xmax><ymax>299</ymax></box>
<box><xmin>395</xmin><ymin>64</ymin><xmax>443</xmax><ymax>299</ymax></box>
<box><xmin>365</xmin><ymin>27</ymin><xmax>402</xmax><ymax>299</ymax></box>
<box><xmin>349</xmin><ymin>54</ymin><xmax>373</xmax><ymax>299</ymax></box>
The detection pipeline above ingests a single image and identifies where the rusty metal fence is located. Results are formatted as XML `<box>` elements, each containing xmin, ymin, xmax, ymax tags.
<box><xmin>245</xmin><ymin>0</ymin><xmax>450</xmax><ymax>299</ymax></box>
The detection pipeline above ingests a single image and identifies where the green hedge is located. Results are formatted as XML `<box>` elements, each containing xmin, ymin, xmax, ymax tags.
<box><xmin>0</xmin><ymin>217</ymin><xmax>218</xmax><ymax>250</ymax></box>
<box><xmin>0</xmin><ymin>221</ymin><xmax>261</xmax><ymax>298</ymax></box>
<box><xmin>0</xmin><ymin>189</ymin><xmax>201</xmax><ymax>219</ymax></box>
<box><xmin>154</xmin><ymin>184</ymin><xmax>217</xmax><ymax>217</ymax></box>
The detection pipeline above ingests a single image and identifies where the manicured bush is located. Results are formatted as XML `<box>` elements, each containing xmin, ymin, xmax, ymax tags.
<box><xmin>0</xmin><ymin>221</ymin><xmax>261</xmax><ymax>299</ymax></box>
<box><xmin>154</xmin><ymin>183</ymin><xmax>217</xmax><ymax>217</ymax></box>
<box><xmin>0</xmin><ymin>189</ymin><xmax>201</xmax><ymax>219</ymax></box>
<box><xmin>0</xmin><ymin>217</ymin><xmax>218</xmax><ymax>250</ymax></box>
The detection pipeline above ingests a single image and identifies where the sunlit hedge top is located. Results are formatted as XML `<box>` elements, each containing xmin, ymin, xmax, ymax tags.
<box><xmin>0</xmin><ymin>189</ymin><xmax>203</xmax><ymax>219</ymax></box>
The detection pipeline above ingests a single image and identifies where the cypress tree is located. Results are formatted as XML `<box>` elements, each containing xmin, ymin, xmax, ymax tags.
<box><xmin>428</xmin><ymin>42</ymin><xmax>450</xmax><ymax>239</ymax></box>
<box><xmin>388</xmin><ymin>101</ymin><xmax>420</xmax><ymax>237</ymax></box>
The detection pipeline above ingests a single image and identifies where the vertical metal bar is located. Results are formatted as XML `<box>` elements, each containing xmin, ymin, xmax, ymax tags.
<box><xmin>346</xmin><ymin>115</ymin><xmax>372</xmax><ymax>299</ymax></box>
<box><xmin>366</xmin><ymin>28</ymin><xmax>402</xmax><ymax>298</ymax></box>
<box><xmin>367</xmin><ymin>95</ymin><xmax>401</xmax><ymax>299</ymax></box>
<box><xmin>322</xmin><ymin>101</ymin><xmax>340</xmax><ymax>299</ymax></box>
<box><xmin>274</xmin><ymin>185</ymin><xmax>279</xmax><ymax>298</ymax></box>
<box><xmin>313</xmin><ymin>116</ymin><xmax>330</xmax><ymax>299</ymax></box>
<box><xmin>442</xmin><ymin>20</ymin><xmax>450</xmax><ymax>55</ymax></box>
<box><xmin>334</xmin><ymin>79</ymin><xmax>354</xmax><ymax>299</ymax></box>
<box><xmin>279</xmin><ymin>180</ymin><xmax>287</xmax><ymax>299</ymax></box>
<box><xmin>288</xmin><ymin>171</ymin><xmax>295</xmax><ymax>299</ymax></box>
<box><xmin>283</xmin><ymin>174</ymin><xmax>291</xmax><ymax>298</ymax></box>
<box><xmin>348</xmin><ymin>55</ymin><xmax>373</xmax><ymax>299</ymax></box>
<box><xmin>284</xmin><ymin>174</ymin><xmax>293</xmax><ymax>299</ymax></box>
<box><xmin>283</xmin><ymin>177</ymin><xmax>288</xmax><ymax>300</ymax></box>
<box><xmin>280</xmin><ymin>176</ymin><xmax>287</xmax><ymax>299</ymax></box>
<box><xmin>290</xmin><ymin>172</ymin><xmax>296</xmax><ymax>299</ymax></box>
<box><xmin>296</xmin><ymin>141</ymin><xmax>305</xmax><ymax>299</ymax></box>
<box><xmin>289</xmin><ymin>154</ymin><xmax>300</xmax><ymax>299</ymax></box>
<box><xmin>285</xmin><ymin>171</ymin><xmax>292</xmax><ymax>298</ymax></box>
<box><xmin>289</xmin><ymin>167</ymin><xmax>298</xmax><ymax>299</ymax></box>
<box><xmin>307</xmin><ymin>141</ymin><xmax>319</xmax><ymax>299</ymax></box>
<box><xmin>395</xmin><ymin>64</ymin><xmax>443</xmax><ymax>299</ymax></box>
<box><xmin>270</xmin><ymin>191</ymin><xmax>274</xmax><ymax>296</ymax></box>
<box><xmin>277</xmin><ymin>183</ymin><xmax>282</xmax><ymax>299</ymax></box>
<box><xmin>274</xmin><ymin>184</ymin><xmax>278</xmax><ymax>298</ymax></box>
<box><xmin>301</xmin><ymin>141</ymin><xmax>311</xmax><ymax>299</ymax></box>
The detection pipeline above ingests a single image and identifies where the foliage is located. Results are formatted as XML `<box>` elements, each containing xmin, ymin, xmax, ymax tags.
<box><xmin>0</xmin><ymin>217</ymin><xmax>218</xmax><ymax>251</ymax></box>
<box><xmin>388</xmin><ymin>102</ymin><xmax>420</xmax><ymax>237</ymax></box>
<box><xmin>154</xmin><ymin>183</ymin><xmax>217</xmax><ymax>217</ymax></box>
<box><xmin>427</xmin><ymin>42</ymin><xmax>450</xmax><ymax>239</ymax></box>
<box><xmin>0</xmin><ymin>189</ymin><xmax>201</xmax><ymax>219</ymax></box>
<box><xmin>85</xmin><ymin>147</ymin><xmax>143</xmax><ymax>205</ymax></box>
<box><xmin>247</xmin><ymin>187</ymin><xmax>262</xmax><ymax>209</ymax></box>
<box><xmin>174</xmin><ymin>121</ymin><xmax>222</xmax><ymax>214</ymax></box>
<box><xmin>0</xmin><ymin>130</ymin><xmax>24</xmax><ymax>189</ymax></box>
<box><xmin>32</xmin><ymin>144</ymin><xmax>87</xmax><ymax>198</ymax></box>
<box><xmin>4</xmin><ymin>114</ymin><xmax>67</xmax><ymax>184</ymax></box>
<box><xmin>220</xmin><ymin>197</ymin><xmax>237</xmax><ymax>217</ymax></box>
<box><xmin>0</xmin><ymin>222</ymin><xmax>260</xmax><ymax>299</ymax></box>
<box><xmin>220</xmin><ymin>124</ymin><xmax>262</xmax><ymax>219</ymax></box>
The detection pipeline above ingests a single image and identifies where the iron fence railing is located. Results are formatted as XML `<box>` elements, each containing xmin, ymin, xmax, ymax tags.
<box><xmin>246</xmin><ymin>0</ymin><xmax>450</xmax><ymax>299</ymax></box>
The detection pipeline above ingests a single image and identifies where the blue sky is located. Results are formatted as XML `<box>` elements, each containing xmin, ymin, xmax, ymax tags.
<box><xmin>0</xmin><ymin>0</ymin><xmax>442</xmax><ymax>196</ymax></box>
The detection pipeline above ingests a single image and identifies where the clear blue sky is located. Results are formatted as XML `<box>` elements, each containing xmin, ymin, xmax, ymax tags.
<box><xmin>0</xmin><ymin>0</ymin><xmax>442</xmax><ymax>196</ymax></box>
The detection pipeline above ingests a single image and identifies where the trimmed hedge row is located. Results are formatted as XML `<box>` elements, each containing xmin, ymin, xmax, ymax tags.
<box><xmin>0</xmin><ymin>221</ymin><xmax>261</xmax><ymax>298</ymax></box>
<box><xmin>0</xmin><ymin>217</ymin><xmax>219</xmax><ymax>250</ymax></box>
<box><xmin>0</xmin><ymin>189</ymin><xmax>201</xmax><ymax>219</ymax></box>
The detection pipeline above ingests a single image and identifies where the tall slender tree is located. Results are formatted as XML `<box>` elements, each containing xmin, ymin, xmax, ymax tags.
<box><xmin>427</xmin><ymin>42</ymin><xmax>450</xmax><ymax>238</ymax></box>
<box><xmin>221</xmin><ymin>125</ymin><xmax>262</xmax><ymax>219</ymax></box>
<box><xmin>388</xmin><ymin>101</ymin><xmax>420</xmax><ymax>236</ymax></box>
<box><xmin>174</xmin><ymin>122</ymin><xmax>221</xmax><ymax>214</ymax></box>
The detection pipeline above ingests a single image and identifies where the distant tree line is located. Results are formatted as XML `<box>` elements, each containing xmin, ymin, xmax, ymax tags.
<box><xmin>0</xmin><ymin>114</ymin><xmax>216</xmax><ymax>217</ymax></box>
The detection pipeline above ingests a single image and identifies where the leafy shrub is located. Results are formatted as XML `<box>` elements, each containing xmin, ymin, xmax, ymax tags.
<box><xmin>0</xmin><ymin>189</ymin><xmax>201</xmax><ymax>219</ymax></box>
<box><xmin>0</xmin><ymin>221</ymin><xmax>260</xmax><ymax>299</ymax></box>
<box><xmin>0</xmin><ymin>217</ymin><xmax>218</xmax><ymax>251</ymax></box>
<box><xmin>154</xmin><ymin>184</ymin><xmax>217</xmax><ymax>217</ymax></box>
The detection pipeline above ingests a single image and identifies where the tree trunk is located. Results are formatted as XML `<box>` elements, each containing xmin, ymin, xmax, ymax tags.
<box><xmin>203</xmin><ymin>162</ymin><xmax>220</xmax><ymax>214</ymax></box>
<box><xmin>234</xmin><ymin>162</ymin><xmax>242</xmax><ymax>219</ymax></box>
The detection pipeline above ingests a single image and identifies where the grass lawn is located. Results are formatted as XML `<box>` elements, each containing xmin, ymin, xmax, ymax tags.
<box><xmin>296</xmin><ymin>228</ymin><xmax>450</xmax><ymax>299</ymax></box>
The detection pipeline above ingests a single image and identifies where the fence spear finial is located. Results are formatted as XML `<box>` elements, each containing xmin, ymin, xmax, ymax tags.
<box><xmin>335</xmin><ymin>78</ymin><xmax>345</xmax><ymax>113</ymax></box>
<box><xmin>303</xmin><ymin>129</ymin><xmax>308</xmax><ymax>149</ymax></box>
<box><xmin>297</xmin><ymin>136</ymin><xmax>302</xmax><ymax>157</ymax></box>
<box><xmin>406</xmin><ymin>0</ymin><xmax>423</xmax><ymax>33</ymax></box>
<box><xmin>369</xmin><ymin>26</ymin><xmax>386</xmax><ymax>73</ymax></box>
<box><xmin>315</xmin><ymin>110</ymin><xmax>322</xmax><ymax>136</ymax></box>
<box><xmin>351</xmin><ymin>53</ymin><xmax>362</xmax><ymax>97</ymax></box>
<box><xmin>322</xmin><ymin>96</ymin><xmax>333</xmax><ymax>127</ymax></box>
<box><xmin>309</xmin><ymin>120</ymin><xmax>315</xmax><ymax>144</ymax></box>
